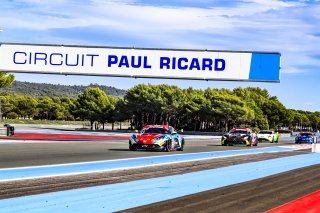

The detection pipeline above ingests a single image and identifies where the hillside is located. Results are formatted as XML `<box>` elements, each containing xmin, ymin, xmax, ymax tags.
<box><xmin>0</xmin><ymin>81</ymin><xmax>127</xmax><ymax>98</ymax></box>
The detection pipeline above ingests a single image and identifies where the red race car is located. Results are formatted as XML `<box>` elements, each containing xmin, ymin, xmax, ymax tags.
<box><xmin>129</xmin><ymin>125</ymin><xmax>185</xmax><ymax>151</ymax></box>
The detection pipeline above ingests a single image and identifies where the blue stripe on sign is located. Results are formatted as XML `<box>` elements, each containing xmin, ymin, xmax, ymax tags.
<box><xmin>0</xmin><ymin>153</ymin><xmax>319</xmax><ymax>213</ymax></box>
<box><xmin>0</xmin><ymin>146</ymin><xmax>296</xmax><ymax>181</ymax></box>
<box><xmin>249</xmin><ymin>53</ymin><xmax>280</xmax><ymax>81</ymax></box>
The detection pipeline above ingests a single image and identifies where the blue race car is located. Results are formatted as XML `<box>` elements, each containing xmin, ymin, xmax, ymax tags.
<box><xmin>295</xmin><ymin>132</ymin><xmax>317</xmax><ymax>144</ymax></box>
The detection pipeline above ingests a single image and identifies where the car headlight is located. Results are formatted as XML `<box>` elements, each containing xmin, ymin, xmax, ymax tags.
<box><xmin>153</xmin><ymin>136</ymin><xmax>166</xmax><ymax>143</ymax></box>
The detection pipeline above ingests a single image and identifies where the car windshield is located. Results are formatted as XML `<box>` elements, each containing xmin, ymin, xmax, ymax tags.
<box><xmin>259</xmin><ymin>131</ymin><xmax>273</xmax><ymax>134</ymax></box>
<box><xmin>230</xmin><ymin>130</ymin><xmax>248</xmax><ymax>134</ymax></box>
<box><xmin>141</xmin><ymin>128</ymin><xmax>169</xmax><ymax>134</ymax></box>
<box><xmin>300</xmin><ymin>133</ymin><xmax>312</xmax><ymax>136</ymax></box>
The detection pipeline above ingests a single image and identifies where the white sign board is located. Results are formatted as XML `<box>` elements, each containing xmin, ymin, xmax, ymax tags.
<box><xmin>0</xmin><ymin>43</ymin><xmax>281</xmax><ymax>82</ymax></box>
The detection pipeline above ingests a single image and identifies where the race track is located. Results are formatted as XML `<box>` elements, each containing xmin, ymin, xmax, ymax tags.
<box><xmin>0</xmin><ymin>125</ymin><xmax>319</xmax><ymax>212</ymax></box>
<box><xmin>122</xmin><ymin>164</ymin><xmax>320</xmax><ymax>213</ymax></box>
<box><xmin>0</xmin><ymin>137</ymin><xmax>282</xmax><ymax>168</ymax></box>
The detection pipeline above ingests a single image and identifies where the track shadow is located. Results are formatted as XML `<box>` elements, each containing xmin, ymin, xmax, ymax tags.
<box><xmin>108</xmin><ymin>149</ymin><xmax>131</xmax><ymax>151</ymax></box>
<box><xmin>108</xmin><ymin>149</ymin><xmax>164</xmax><ymax>152</ymax></box>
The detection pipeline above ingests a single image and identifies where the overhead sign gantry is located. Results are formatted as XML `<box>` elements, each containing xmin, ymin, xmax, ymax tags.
<box><xmin>0</xmin><ymin>43</ymin><xmax>281</xmax><ymax>82</ymax></box>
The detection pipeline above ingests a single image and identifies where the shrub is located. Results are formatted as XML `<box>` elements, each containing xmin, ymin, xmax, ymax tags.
<box><xmin>7</xmin><ymin>112</ymin><xmax>18</xmax><ymax>119</ymax></box>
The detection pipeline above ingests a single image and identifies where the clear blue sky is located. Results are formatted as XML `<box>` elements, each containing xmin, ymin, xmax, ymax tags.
<box><xmin>0</xmin><ymin>0</ymin><xmax>319</xmax><ymax>111</ymax></box>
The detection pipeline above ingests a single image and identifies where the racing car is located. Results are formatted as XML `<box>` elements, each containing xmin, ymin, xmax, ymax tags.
<box><xmin>221</xmin><ymin>128</ymin><xmax>257</xmax><ymax>146</ymax></box>
<box><xmin>295</xmin><ymin>132</ymin><xmax>317</xmax><ymax>144</ymax></box>
<box><xmin>256</xmin><ymin>130</ymin><xmax>278</xmax><ymax>143</ymax></box>
<box><xmin>129</xmin><ymin>125</ymin><xmax>185</xmax><ymax>151</ymax></box>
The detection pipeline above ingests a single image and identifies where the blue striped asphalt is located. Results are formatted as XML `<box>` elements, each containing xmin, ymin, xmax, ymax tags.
<box><xmin>0</xmin><ymin>153</ymin><xmax>319</xmax><ymax>213</ymax></box>
<box><xmin>0</xmin><ymin>146</ymin><xmax>296</xmax><ymax>181</ymax></box>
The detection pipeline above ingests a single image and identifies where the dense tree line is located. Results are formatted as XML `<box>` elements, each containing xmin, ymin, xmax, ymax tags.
<box><xmin>0</xmin><ymin>81</ymin><xmax>127</xmax><ymax>98</ymax></box>
<box><xmin>0</xmin><ymin>93</ymin><xmax>77</xmax><ymax>121</ymax></box>
<box><xmin>1</xmin><ymin>84</ymin><xmax>320</xmax><ymax>132</ymax></box>
<box><xmin>123</xmin><ymin>85</ymin><xmax>296</xmax><ymax>132</ymax></box>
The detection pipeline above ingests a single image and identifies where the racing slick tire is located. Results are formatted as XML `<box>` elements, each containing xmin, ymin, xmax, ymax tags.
<box><xmin>129</xmin><ymin>143</ymin><xmax>137</xmax><ymax>151</ymax></box>
<box><xmin>252</xmin><ymin>139</ymin><xmax>258</xmax><ymax>146</ymax></box>
<box><xmin>177</xmin><ymin>139</ymin><xmax>184</xmax><ymax>151</ymax></box>
<box><xmin>166</xmin><ymin>140</ymin><xmax>173</xmax><ymax>152</ymax></box>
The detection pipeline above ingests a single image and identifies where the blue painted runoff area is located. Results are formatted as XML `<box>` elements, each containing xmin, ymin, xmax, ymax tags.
<box><xmin>0</xmin><ymin>153</ymin><xmax>319</xmax><ymax>213</ymax></box>
<box><xmin>249</xmin><ymin>53</ymin><xmax>281</xmax><ymax>81</ymax></box>
<box><xmin>0</xmin><ymin>146</ymin><xmax>296</xmax><ymax>181</ymax></box>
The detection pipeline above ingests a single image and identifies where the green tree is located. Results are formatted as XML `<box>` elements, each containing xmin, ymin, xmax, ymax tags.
<box><xmin>35</xmin><ymin>97</ymin><xmax>55</xmax><ymax>120</ymax></box>
<box><xmin>262</xmin><ymin>97</ymin><xmax>287</xmax><ymax>129</ymax></box>
<box><xmin>60</xmin><ymin>97</ymin><xmax>77</xmax><ymax>121</ymax></box>
<box><xmin>159</xmin><ymin>85</ymin><xmax>186</xmax><ymax>128</ymax></box>
<box><xmin>13</xmin><ymin>95</ymin><xmax>38</xmax><ymax>119</ymax></box>
<box><xmin>179</xmin><ymin>88</ymin><xmax>209</xmax><ymax>131</ymax></box>
<box><xmin>124</xmin><ymin>84</ymin><xmax>163</xmax><ymax>129</ymax></box>
<box><xmin>76</xmin><ymin>87</ymin><xmax>111</xmax><ymax>130</ymax></box>
<box><xmin>233</xmin><ymin>87</ymin><xmax>269</xmax><ymax>130</ymax></box>
<box><xmin>113</xmin><ymin>98</ymin><xmax>131</xmax><ymax>129</ymax></box>
<box><xmin>7</xmin><ymin>112</ymin><xmax>18</xmax><ymax>119</ymax></box>
<box><xmin>205</xmin><ymin>88</ymin><xmax>251</xmax><ymax>131</ymax></box>
<box><xmin>0</xmin><ymin>72</ymin><xmax>15</xmax><ymax>88</ymax></box>
<box><xmin>98</xmin><ymin>95</ymin><xmax>118</xmax><ymax>130</ymax></box>
<box><xmin>0</xmin><ymin>95</ymin><xmax>14</xmax><ymax>119</ymax></box>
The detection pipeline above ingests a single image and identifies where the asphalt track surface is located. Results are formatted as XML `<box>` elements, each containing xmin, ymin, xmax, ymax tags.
<box><xmin>0</xmin><ymin>137</ymin><xmax>282</xmax><ymax>168</ymax></box>
<box><xmin>0</xmin><ymin>126</ymin><xmax>319</xmax><ymax>212</ymax></box>
<box><xmin>0</xmin><ymin>151</ymin><xmax>320</xmax><ymax>212</ymax></box>
<box><xmin>0</xmin><ymin>150</ymin><xmax>309</xmax><ymax>199</ymax></box>
<box><xmin>120</xmin><ymin>164</ymin><xmax>320</xmax><ymax>213</ymax></box>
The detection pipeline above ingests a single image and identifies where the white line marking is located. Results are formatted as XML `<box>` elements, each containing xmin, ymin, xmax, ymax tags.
<box><xmin>0</xmin><ymin>148</ymin><xmax>297</xmax><ymax>182</ymax></box>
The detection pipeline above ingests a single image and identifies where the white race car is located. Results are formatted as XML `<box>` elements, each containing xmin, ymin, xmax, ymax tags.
<box><xmin>256</xmin><ymin>130</ymin><xmax>278</xmax><ymax>143</ymax></box>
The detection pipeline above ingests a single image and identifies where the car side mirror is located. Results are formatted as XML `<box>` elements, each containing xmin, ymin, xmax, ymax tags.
<box><xmin>172</xmin><ymin>131</ymin><xmax>177</xmax><ymax>135</ymax></box>
<box><xmin>135</xmin><ymin>130</ymin><xmax>139</xmax><ymax>133</ymax></box>
<box><xmin>180</xmin><ymin>129</ymin><xmax>184</xmax><ymax>133</ymax></box>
